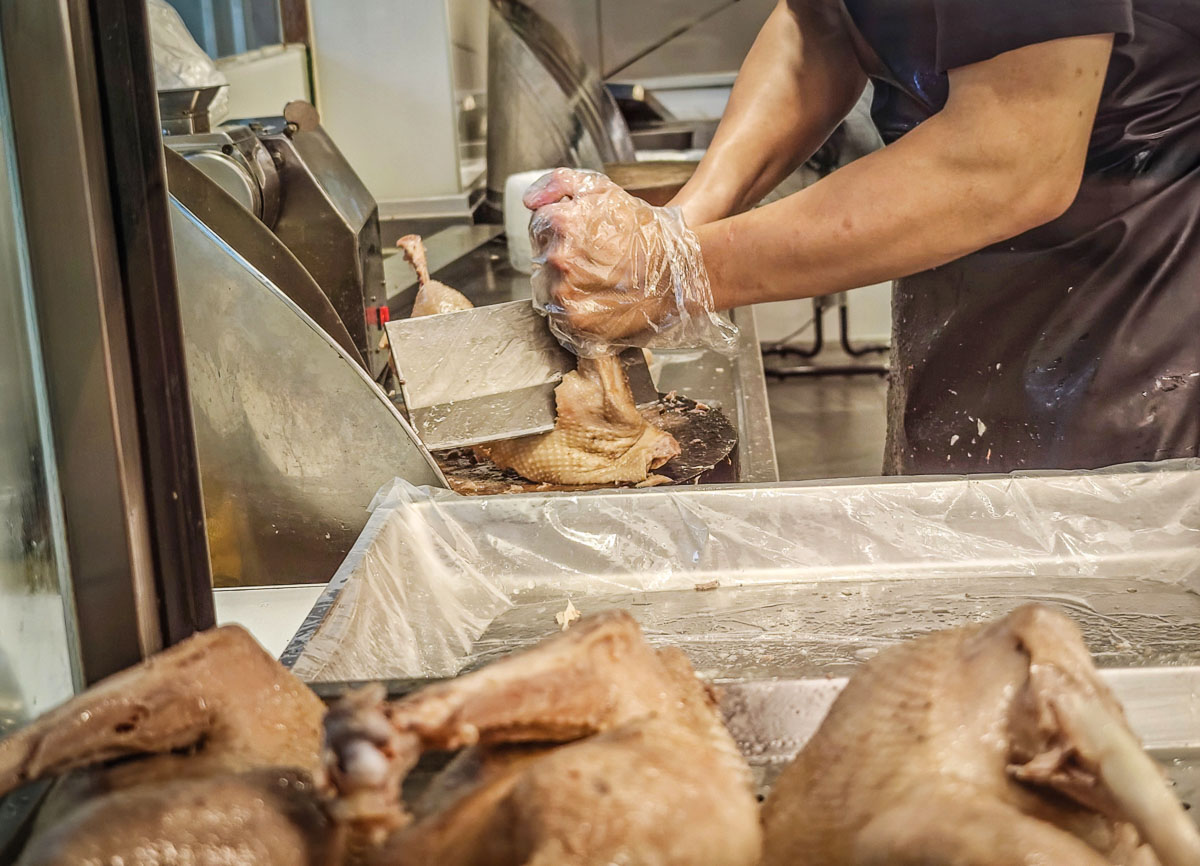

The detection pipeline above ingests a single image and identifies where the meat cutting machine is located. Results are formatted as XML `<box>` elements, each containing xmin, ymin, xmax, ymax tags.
<box><xmin>160</xmin><ymin>88</ymin><xmax>389</xmax><ymax>377</ymax></box>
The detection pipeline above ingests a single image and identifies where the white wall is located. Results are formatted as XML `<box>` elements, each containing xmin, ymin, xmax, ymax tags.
<box><xmin>449</xmin><ymin>0</ymin><xmax>488</xmax><ymax>95</ymax></box>
<box><xmin>308</xmin><ymin>0</ymin><xmax>462</xmax><ymax>206</ymax></box>
<box><xmin>754</xmin><ymin>285</ymin><xmax>893</xmax><ymax>347</ymax></box>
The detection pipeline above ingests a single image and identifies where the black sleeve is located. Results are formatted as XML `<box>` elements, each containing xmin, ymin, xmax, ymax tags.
<box><xmin>934</xmin><ymin>0</ymin><xmax>1135</xmax><ymax>72</ymax></box>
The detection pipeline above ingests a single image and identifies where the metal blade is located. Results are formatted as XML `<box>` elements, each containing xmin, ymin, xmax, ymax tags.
<box><xmin>385</xmin><ymin>300</ymin><xmax>657</xmax><ymax>450</ymax></box>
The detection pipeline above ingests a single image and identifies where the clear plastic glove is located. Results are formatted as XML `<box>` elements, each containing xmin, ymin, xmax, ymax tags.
<box><xmin>524</xmin><ymin>168</ymin><xmax>737</xmax><ymax>358</ymax></box>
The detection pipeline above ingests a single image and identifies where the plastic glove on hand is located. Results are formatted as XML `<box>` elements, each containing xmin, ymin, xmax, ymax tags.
<box><xmin>524</xmin><ymin>168</ymin><xmax>737</xmax><ymax>358</ymax></box>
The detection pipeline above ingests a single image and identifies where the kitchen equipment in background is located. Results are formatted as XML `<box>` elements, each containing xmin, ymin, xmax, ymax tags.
<box><xmin>165</xmin><ymin>147</ymin><xmax>362</xmax><ymax>365</ymax></box>
<box><xmin>159</xmin><ymin>100</ymin><xmax>445</xmax><ymax>588</ymax></box>
<box><xmin>485</xmin><ymin>0</ymin><xmax>635</xmax><ymax>210</ymax></box>
<box><xmin>161</xmin><ymin>94</ymin><xmax>389</xmax><ymax>376</ymax></box>
<box><xmin>167</xmin><ymin>169</ymin><xmax>445</xmax><ymax>589</ymax></box>
<box><xmin>157</xmin><ymin>85</ymin><xmax>225</xmax><ymax>135</ymax></box>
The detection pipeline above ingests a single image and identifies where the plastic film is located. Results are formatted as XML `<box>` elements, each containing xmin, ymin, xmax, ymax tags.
<box><xmin>284</xmin><ymin>460</ymin><xmax>1200</xmax><ymax>683</ymax></box>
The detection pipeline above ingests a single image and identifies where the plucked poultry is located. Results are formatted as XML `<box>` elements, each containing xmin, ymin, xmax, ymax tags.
<box><xmin>0</xmin><ymin>626</ymin><xmax>338</xmax><ymax>865</ymax></box>
<box><xmin>397</xmin><ymin>234</ymin><xmax>474</xmax><ymax>317</ymax></box>
<box><xmin>325</xmin><ymin>609</ymin><xmax>761</xmax><ymax>866</ymax></box>
<box><xmin>476</xmin><ymin>354</ymin><xmax>680</xmax><ymax>485</ymax></box>
<box><xmin>0</xmin><ymin>612</ymin><xmax>759</xmax><ymax>866</ymax></box>
<box><xmin>761</xmin><ymin>604</ymin><xmax>1200</xmax><ymax>866</ymax></box>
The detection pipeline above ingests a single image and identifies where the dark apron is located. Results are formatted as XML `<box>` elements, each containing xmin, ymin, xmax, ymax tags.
<box><xmin>838</xmin><ymin>0</ymin><xmax>1200</xmax><ymax>474</ymax></box>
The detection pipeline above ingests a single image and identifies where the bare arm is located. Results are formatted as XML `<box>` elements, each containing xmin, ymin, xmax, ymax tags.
<box><xmin>670</xmin><ymin>0</ymin><xmax>867</xmax><ymax>227</ymax></box>
<box><xmin>698</xmin><ymin>34</ymin><xmax>1114</xmax><ymax>310</ymax></box>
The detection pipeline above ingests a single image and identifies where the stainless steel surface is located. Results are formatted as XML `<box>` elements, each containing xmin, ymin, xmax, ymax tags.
<box><xmin>166</xmin><ymin>123</ymin><xmax>281</xmax><ymax>225</ymax></box>
<box><xmin>165</xmin><ymin>108</ymin><xmax>385</xmax><ymax>372</ymax></box>
<box><xmin>602</xmin><ymin>0</ymin><xmax>772</xmax><ymax>80</ymax></box>
<box><xmin>252</xmin><ymin>114</ymin><xmax>389</xmax><ymax>376</ymax></box>
<box><xmin>3</xmin><ymin>0</ymin><xmax>166</xmax><ymax>681</ymax></box>
<box><xmin>389</xmin><ymin>236</ymin><xmax>778</xmax><ymax>480</ymax></box>
<box><xmin>514</xmin><ymin>1</ymin><xmax>769</xmax><ymax>82</ymax></box>
<box><xmin>386</xmin><ymin>300</ymin><xmax>657</xmax><ymax>450</ymax></box>
<box><xmin>486</xmin><ymin>0</ymin><xmax>635</xmax><ymax>205</ymax></box>
<box><xmin>157</xmin><ymin>84</ymin><xmax>224</xmax><ymax>134</ymax></box>
<box><xmin>183</xmin><ymin>149</ymin><xmax>259</xmax><ymax>212</ymax></box>
<box><xmin>170</xmin><ymin>198</ymin><xmax>447</xmax><ymax>587</ymax></box>
<box><xmin>505</xmin><ymin>0</ymin><xmax>602</xmax><ymax>71</ymax></box>
<box><xmin>472</xmin><ymin>574</ymin><xmax>1200</xmax><ymax>678</ymax></box>
<box><xmin>600</xmin><ymin>0</ymin><xmax>738</xmax><ymax>78</ymax></box>
<box><xmin>163</xmin><ymin>147</ymin><xmax>364</xmax><ymax>366</ymax></box>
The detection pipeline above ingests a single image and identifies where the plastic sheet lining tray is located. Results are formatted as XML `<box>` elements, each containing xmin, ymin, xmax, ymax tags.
<box><xmin>285</xmin><ymin>458</ymin><xmax>1200</xmax><ymax>812</ymax></box>
<box><xmin>284</xmin><ymin>458</ymin><xmax>1200</xmax><ymax>682</ymax></box>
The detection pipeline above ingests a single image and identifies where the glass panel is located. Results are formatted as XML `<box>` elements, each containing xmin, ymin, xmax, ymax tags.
<box><xmin>0</xmin><ymin>38</ymin><xmax>80</xmax><ymax>736</ymax></box>
<box><xmin>168</xmin><ymin>0</ymin><xmax>283</xmax><ymax>59</ymax></box>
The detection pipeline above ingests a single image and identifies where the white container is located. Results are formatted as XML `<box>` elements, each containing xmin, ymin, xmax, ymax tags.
<box><xmin>504</xmin><ymin>169</ymin><xmax>550</xmax><ymax>274</ymax></box>
<box><xmin>216</xmin><ymin>44</ymin><xmax>311</xmax><ymax>120</ymax></box>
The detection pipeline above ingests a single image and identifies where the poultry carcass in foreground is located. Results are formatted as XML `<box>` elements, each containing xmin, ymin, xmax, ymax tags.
<box><xmin>0</xmin><ymin>612</ymin><xmax>759</xmax><ymax>866</ymax></box>
<box><xmin>761</xmin><ymin>603</ymin><xmax>1200</xmax><ymax>866</ymax></box>
<box><xmin>325</xmin><ymin>609</ymin><xmax>761</xmax><ymax>865</ymax></box>
<box><xmin>0</xmin><ymin>626</ymin><xmax>337</xmax><ymax>865</ymax></box>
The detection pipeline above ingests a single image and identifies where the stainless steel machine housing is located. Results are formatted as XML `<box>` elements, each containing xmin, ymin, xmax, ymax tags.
<box><xmin>163</xmin><ymin>96</ymin><xmax>389</xmax><ymax>376</ymax></box>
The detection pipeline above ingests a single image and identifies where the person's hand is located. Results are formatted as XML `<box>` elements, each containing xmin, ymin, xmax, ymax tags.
<box><xmin>524</xmin><ymin>168</ymin><xmax>736</xmax><ymax>358</ymax></box>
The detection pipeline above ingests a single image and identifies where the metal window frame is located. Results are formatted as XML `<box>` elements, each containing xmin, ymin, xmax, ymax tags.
<box><xmin>0</xmin><ymin>0</ymin><xmax>214</xmax><ymax>685</ymax></box>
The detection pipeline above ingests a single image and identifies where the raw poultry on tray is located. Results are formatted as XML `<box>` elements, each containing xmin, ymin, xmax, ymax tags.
<box><xmin>2</xmin><ymin>606</ymin><xmax>1196</xmax><ymax>865</ymax></box>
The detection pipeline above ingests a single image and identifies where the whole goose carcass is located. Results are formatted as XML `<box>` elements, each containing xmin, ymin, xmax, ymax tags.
<box><xmin>397</xmin><ymin>233</ymin><xmax>677</xmax><ymax>485</ymax></box>
<box><xmin>325</xmin><ymin>609</ymin><xmax>762</xmax><ymax>866</ymax></box>
<box><xmin>397</xmin><ymin>234</ymin><xmax>474</xmax><ymax>317</ymax></box>
<box><xmin>0</xmin><ymin>626</ymin><xmax>339</xmax><ymax>866</ymax></box>
<box><xmin>476</xmin><ymin>353</ymin><xmax>679</xmax><ymax>485</ymax></box>
<box><xmin>761</xmin><ymin>604</ymin><xmax>1200</xmax><ymax>866</ymax></box>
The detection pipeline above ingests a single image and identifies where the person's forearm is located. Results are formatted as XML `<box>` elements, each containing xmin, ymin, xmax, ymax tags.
<box><xmin>696</xmin><ymin>33</ymin><xmax>1113</xmax><ymax>310</ymax></box>
<box><xmin>698</xmin><ymin>112</ymin><xmax>1078</xmax><ymax>309</ymax></box>
<box><xmin>669</xmin><ymin>0</ymin><xmax>865</xmax><ymax>227</ymax></box>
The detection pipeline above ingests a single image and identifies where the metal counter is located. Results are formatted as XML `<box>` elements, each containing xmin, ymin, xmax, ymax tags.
<box><xmin>384</xmin><ymin>230</ymin><xmax>779</xmax><ymax>482</ymax></box>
